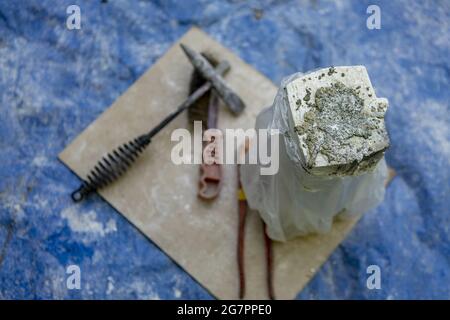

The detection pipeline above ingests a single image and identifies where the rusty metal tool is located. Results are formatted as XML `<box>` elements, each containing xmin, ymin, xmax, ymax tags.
<box><xmin>72</xmin><ymin>44</ymin><xmax>247</xmax><ymax>202</ymax></box>
<box><xmin>187</xmin><ymin>52</ymin><xmax>224</xmax><ymax>200</ymax></box>
<box><xmin>198</xmin><ymin>90</ymin><xmax>223</xmax><ymax>200</ymax></box>
<box><xmin>179</xmin><ymin>44</ymin><xmax>246</xmax><ymax>199</ymax></box>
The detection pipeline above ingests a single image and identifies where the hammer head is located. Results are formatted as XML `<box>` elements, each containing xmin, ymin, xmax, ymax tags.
<box><xmin>180</xmin><ymin>43</ymin><xmax>246</xmax><ymax>115</ymax></box>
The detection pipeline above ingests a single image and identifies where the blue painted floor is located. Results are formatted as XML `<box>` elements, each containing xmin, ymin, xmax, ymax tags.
<box><xmin>0</xmin><ymin>0</ymin><xmax>449</xmax><ymax>299</ymax></box>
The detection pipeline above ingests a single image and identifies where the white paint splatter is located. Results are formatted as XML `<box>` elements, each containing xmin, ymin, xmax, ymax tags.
<box><xmin>129</xmin><ymin>280</ymin><xmax>160</xmax><ymax>300</ymax></box>
<box><xmin>61</xmin><ymin>207</ymin><xmax>117</xmax><ymax>237</ymax></box>
<box><xmin>92</xmin><ymin>250</ymin><xmax>103</xmax><ymax>264</ymax></box>
<box><xmin>105</xmin><ymin>218</ymin><xmax>117</xmax><ymax>233</ymax></box>
<box><xmin>13</xmin><ymin>204</ymin><xmax>25</xmax><ymax>221</ymax></box>
<box><xmin>172</xmin><ymin>274</ymin><xmax>184</xmax><ymax>299</ymax></box>
<box><xmin>106</xmin><ymin>276</ymin><xmax>115</xmax><ymax>295</ymax></box>
<box><xmin>409</xmin><ymin>99</ymin><xmax>450</xmax><ymax>159</ymax></box>
<box><xmin>32</xmin><ymin>155</ymin><xmax>48</xmax><ymax>167</ymax></box>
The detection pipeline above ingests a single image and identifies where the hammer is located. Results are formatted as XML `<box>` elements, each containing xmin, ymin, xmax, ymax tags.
<box><xmin>180</xmin><ymin>43</ymin><xmax>246</xmax><ymax>115</ymax></box>
<box><xmin>71</xmin><ymin>44</ymin><xmax>245</xmax><ymax>202</ymax></box>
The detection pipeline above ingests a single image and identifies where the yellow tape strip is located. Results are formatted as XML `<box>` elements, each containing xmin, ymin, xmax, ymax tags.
<box><xmin>238</xmin><ymin>189</ymin><xmax>246</xmax><ymax>201</ymax></box>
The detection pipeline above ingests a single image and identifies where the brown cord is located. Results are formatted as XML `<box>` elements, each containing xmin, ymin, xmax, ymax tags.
<box><xmin>263</xmin><ymin>223</ymin><xmax>275</xmax><ymax>300</ymax></box>
<box><xmin>237</xmin><ymin>138</ymin><xmax>274</xmax><ymax>299</ymax></box>
<box><xmin>237</xmin><ymin>165</ymin><xmax>247</xmax><ymax>299</ymax></box>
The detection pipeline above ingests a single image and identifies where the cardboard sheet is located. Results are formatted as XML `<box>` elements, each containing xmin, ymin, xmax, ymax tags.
<box><xmin>60</xmin><ymin>27</ymin><xmax>379</xmax><ymax>299</ymax></box>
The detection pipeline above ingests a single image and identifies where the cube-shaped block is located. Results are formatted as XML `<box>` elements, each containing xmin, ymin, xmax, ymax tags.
<box><xmin>285</xmin><ymin>66</ymin><xmax>389</xmax><ymax>176</ymax></box>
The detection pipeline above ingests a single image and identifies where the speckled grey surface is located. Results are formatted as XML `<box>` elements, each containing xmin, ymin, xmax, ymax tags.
<box><xmin>0</xmin><ymin>0</ymin><xmax>449</xmax><ymax>299</ymax></box>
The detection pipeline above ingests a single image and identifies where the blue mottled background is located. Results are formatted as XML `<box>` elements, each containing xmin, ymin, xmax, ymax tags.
<box><xmin>0</xmin><ymin>0</ymin><xmax>449</xmax><ymax>299</ymax></box>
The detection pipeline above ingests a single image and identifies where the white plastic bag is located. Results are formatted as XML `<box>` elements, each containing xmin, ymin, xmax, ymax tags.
<box><xmin>240</xmin><ymin>72</ymin><xmax>388</xmax><ymax>242</ymax></box>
